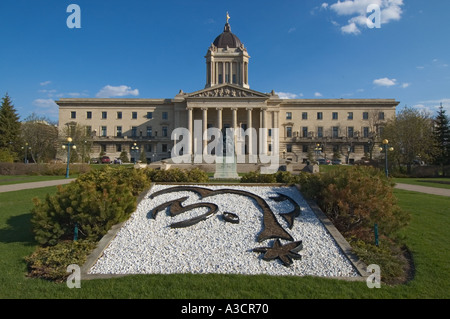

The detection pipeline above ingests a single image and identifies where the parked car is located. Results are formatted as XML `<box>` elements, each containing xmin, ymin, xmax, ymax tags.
<box><xmin>317</xmin><ymin>158</ymin><xmax>331</xmax><ymax>165</ymax></box>
<box><xmin>90</xmin><ymin>158</ymin><xmax>99</xmax><ymax>164</ymax></box>
<box><xmin>332</xmin><ymin>159</ymin><xmax>342</xmax><ymax>165</ymax></box>
<box><xmin>101</xmin><ymin>156</ymin><xmax>111</xmax><ymax>164</ymax></box>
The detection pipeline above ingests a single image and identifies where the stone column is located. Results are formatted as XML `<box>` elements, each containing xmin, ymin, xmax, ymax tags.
<box><xmin>273</xmin><ymin>111</ymin><xmax>279</xmax><ymax>129</ymax></box>
<box><xmin>187</xmin><ymin>107</ymin><xmax>193</xmax><ymax>155</ymax></box>
<box><xmin>232</xmin><ymin>108</ymin><xmax>238</xmax><ymax>131</ymax></box>
<box><xmin>216</xmin><ymin>108</ymin><xmax>223</xmax><ymax>131</ymax></box>
<box><xmin>247</xmin><ymin>108</ymin><xmax>253</xmax><ymax>157</ymax></box>
<box><xmin>202</xmin><ymin>108</ymin><xmax>208</xmax><ymax>154</ymax></box>
<box><xmin>230</xmin><ymin>62</ymin><xmax>233</xmax><ymax>84</ymax></box>
<box><xmin>261</xmin><ymin>108</ymin><xmax>267</xmax><ymax>155</ymax></box>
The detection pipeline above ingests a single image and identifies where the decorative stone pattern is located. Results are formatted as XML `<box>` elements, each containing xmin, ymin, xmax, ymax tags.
<box><xmin>88</xmin><ymin>185</ymin><xmax>359</xmax><ymax>278</ymax></box>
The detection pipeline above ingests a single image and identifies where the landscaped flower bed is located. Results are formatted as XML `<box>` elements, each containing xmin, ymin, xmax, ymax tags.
<box><xmin>88</xmin><ymin>185</ymin><xmax>359</xmax><ymax>278</ymax></box>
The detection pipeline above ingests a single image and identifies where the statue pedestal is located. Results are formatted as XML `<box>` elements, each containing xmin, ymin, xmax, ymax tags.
<box><xmin>214</xmin><ymin>156</ymin><xmax>239</xmax><ymax>179</ymax></box>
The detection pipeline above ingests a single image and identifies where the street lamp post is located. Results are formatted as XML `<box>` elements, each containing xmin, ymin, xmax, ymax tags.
<box><xmin>22</xmin><ymin>143</ymin><xmax>31</xmax><ymax>164</ymax></box>
<box><xmin>379</xmin><ymin>139</ymin><xmax>394</xmax><ymax>178</ymax></box>
<box><xmin>131</xmin><ymin>143</ymin><xmax>139</xmax><ymax>164</ymax></box>
<box><xmin>62</xmin><ymin>137</ymin><xmax>76</xmax><ymax>178</ymax></box>
<box><xmin>314</xmin><ymin>143</ymin><xmax>323</xmax><ymax>161</ymax></box>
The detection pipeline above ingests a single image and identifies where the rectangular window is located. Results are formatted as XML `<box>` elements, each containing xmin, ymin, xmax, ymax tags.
<box><xmin>162</xmin><ymin>126</ymin><xmax>168</xmax><ymax>137</ymax></box>
<box><xmin>147</xmin><ymin>126</ymin><xmax>152</xmax><ymax>137</ymax></box>
<box><xmin>117</xmin><ymin>126</ymin><xmax>122</xmax><ymax>137</ymax></box>
<box><xmin>85</xmin><ymin>126</ymin><xmax>92</xmax><ymax>136</ymax></box>
<box><xmin>286</xmin><ymin>127</ymin><xmax>292</xmax><ymax>138</ymax></box>
<box><xmin>102</xmin><ymin>111</ymin><xmax>107</xmax><ymax>119</ymax></box>
<box><xmin>363</xmin><ymin>112</ymin><xmax>369</xmax><ymax>120</ymax></box>
<box><xmin>162</xmin><ymin>144</ymin><xmax>168</xmax><ymax>153</ymax></box>
<box><xmin>317</xmin><ymin>112</ymin><xmax>323</xmax><ymax>120</ymax></box>
<box><xmin>348</xmin><ymin>126</ymin><xmax>354</xmax><ymax>138</ymax></box>
<box><xmin>317</xmin><ymin>127</ymin><xmax>323</xmax><ymax>138</ymax></box>
<box><xmin>302</xmin><ymin>112</ymin><xmax>308</xmax><ymax>120</ymax></box>
<box><xmin>364</xmin><ymin>144</ymin><xmax>370</xmax><ymax>153</ymax></box>
<box><xmin>86</xmin><ymin>111</ymin><xmax>92</xmax><ymax>119</ymax></box>
<box><xmin>302</xmin><ymin>127</ymin><xmax>308</xmax><ymax>138</ymax></box>
<box><xmin>71</xmin><ymin>111</ymin><xmax>76</xmax><ymax>119</ymax></box>
<box><xmin>347</xmin><ymin>112</ymin><xmax>353</xmax><ymax>120</ymax></box>
<box><xmin>117</xmin><ymin>111</ymin><xmax>122</xmax><ymax>119</ymax></box>
<box><xmin>268</xmin><ymin>129</ymin><xmax>272</xmax><ymax>137</ymax></box>
<box><xmin>147</xmin><ymin>112</ymin><xmax>153</xmax><ymax>119</ymax></box>
<box><xmin>286</xmin><ymin>144</ymin><xmax>292</xmax><ymax>153</ymax></box>
<box><xmin>132</xmin><ymin>112</ymin><xmax>137</xmax><ymax>119</ymax></box>
<box><xmin>286</xmin><ymin>112</ymin><xmax>292</xmax><ymax>120</ymax></box>
<box><xmin>162</xmin><ymin>112</ymin><xmax>168</xmax><ymax>120</ymax></box>
<box><xmin>101</xmin><ymin>144</ymin><xmax>106</xmax><ymax>152</ymax></box>
<box><xmin>302</xmin><ymin>145</ymin><xmax>308</xmax><ymax>153</ymax></box>
<box><xmin>363</xmin><ymin>127</ymin><xmax>370</xmax><ymax>138</ymax></box>
<box><xmin>145</xmin><ymin>144</ymin><xmax>152</xmax><ymax>152</ymax></box>
<box><xmin>332</xmin><ymin>126</ymin><xmax>339</xmax><ymax>138</ymax></box>
<box><xmin>379</xmin><ymin>112</ymin><xmax>385</xmax><ymax>120</ymax></box>
<box><xmin>131</xmin><ymin>126</ymin><xmax>137</xmax><ymax>137</ymax></box>
<box><xmin>116</xmin><ymin>144</ymin><xmax>122</xmax><ymax>152</ymax></box>
<box><xmin>101</xmin><ymin>126</ymin><xmax>107</xmax><ymax>137</ymax></box>
<box><xmin>332</xmin><ymin>112</ymin><xmax>338</xmax><ymax>120</ymax></box>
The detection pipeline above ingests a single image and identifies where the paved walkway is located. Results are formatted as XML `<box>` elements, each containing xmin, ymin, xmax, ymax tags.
<box><xmin>0</xmin><ymin>179</ymin><xmax>76</xmax><ymax>193</ymax></box>
<box><xmin>394</xmin><ymin>183</ymin><xmax>450</xmax><ymax>197</ymax></box>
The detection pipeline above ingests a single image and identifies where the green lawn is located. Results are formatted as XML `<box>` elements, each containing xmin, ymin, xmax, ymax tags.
<box><xmin>393</xmin><ymin>177</ymin><xmax>450</xmax><ymax>189</ymax></box>
<box><xmin>0</xmin><ymin>185</ymin><xmax>449</xmax><ymax>299</ymax></box>
<box><xmin>0</xmin><ymin>175</ymin><xmax>69</xmax><ymax>186</ymax></box>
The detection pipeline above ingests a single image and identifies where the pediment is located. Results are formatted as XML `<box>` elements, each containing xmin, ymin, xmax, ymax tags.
<box><xmin>187</xmin><ymin>84</ymin><xmax>269</xmax><ymax>99</ymax></box>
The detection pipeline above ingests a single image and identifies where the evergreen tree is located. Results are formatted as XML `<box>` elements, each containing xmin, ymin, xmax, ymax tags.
<box><xmin>434</xmin><ymin>104</ymin><xmax>450</xmax><ymax>167</ymax></box>
<box><xmin>0</xmin><ymin>93</ymin><xmax>22</xmax><ymax>157</ymax></box>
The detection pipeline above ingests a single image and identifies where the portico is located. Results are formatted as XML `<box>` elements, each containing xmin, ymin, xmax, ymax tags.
<box><xmin>182</xmin><ymin>88</ymin><xmax>273</xmax><ymax>158</ymax></box>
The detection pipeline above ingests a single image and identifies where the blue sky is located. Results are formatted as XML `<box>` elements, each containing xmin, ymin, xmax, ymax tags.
<box><xmin>0</xmin><ymin>0</ymin><xmax>449</xmax><ymax>122</ymax></box>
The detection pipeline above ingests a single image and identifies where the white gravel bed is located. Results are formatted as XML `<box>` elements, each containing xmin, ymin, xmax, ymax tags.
<box><xmin>88</xmin><ymin>185</ymin><xmax>359</xmax><ymax>277</ymax></box>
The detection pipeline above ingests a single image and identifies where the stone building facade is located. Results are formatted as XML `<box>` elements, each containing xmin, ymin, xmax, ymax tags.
<box><xmin>57</xmin><ymin>18</ymin><xmax>399</xmax><ymax>165</ymax></box>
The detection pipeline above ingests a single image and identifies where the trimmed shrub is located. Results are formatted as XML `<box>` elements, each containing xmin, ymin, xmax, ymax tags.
<box><xmin>240</xmin><ymin>171</ymin><xmax>277</xmax><ymax>183</ymax></box>
<box><xmin>144</xmin><ymin>167</ymin><xmax>209</xmax><ymax>183</ymax></box>
<box><xmin>301</xmin><ymin>166</ymin><xmax>410</xmax><ymax>242</ymax></box>
<box><xmin>240</xmin><ymin>171</ymin><xmax>306</xmax><ymax>184</ymax></box>
<box><xmin>31</xmin><ymin>167</ymin><xmax>150</xmax><ymax>246</ymax></box>
<box><xmin>25</xmin><ymin>240</ymin><xmax>96</xmax><ymax>282</ymax></box>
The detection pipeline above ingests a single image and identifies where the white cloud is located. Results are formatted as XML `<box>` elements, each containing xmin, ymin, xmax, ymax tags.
<box><xmin>32</xmin><ymin>99</ymin><xmax>59</xmax><ymax>117</ymax></box>
<box><xmin>413</xmin><ymin>99</ymin><xmax>450</xmax><ymax>116</ymax></box>
<box><xmin>327</xmin><ymin>0</ymin><xmax>404</xmax><ymax>35</ymax></box>
<box><xmin>288</xmin><ymin>27</ymin><xmax>296</xmax><ymax>33</ymax></box>
<box><xmin>40</xmin><ymin>81</ymin><xmax>51</xmax><ymax>86</ymax></box>
<box><xmin>373</xmin><ymin>77</ymin><xmax>397</xmax><ymax>87</ymax></box>
<box><xmin>33</xmin><ymin>98</ymin><xmax>58</xmax><ymax>108</ymax></box>
<box><xmin>321</xmin><ymin>3</ymin><xmax>329</xmax><ymax>9</ymax></box>
<box><xmin>276</xmin><ymin>92</ymin><xmax>303</xmax><ymax>99</ymax></box>
<box><xmin>96</xmin><ymin>85</ymin><xmax>139</xmax><ymax>98</ymax></box>
<box><xmin>341</xmin><ymin>22</ymin><xmax>361</xmax><ymax>34</ymax></box>
<box><xmin>401</xmin><ymin>83</ymin><xmax>410</xmax><ymax>89</ymax></box>
<box><xmin>314</xmin><ymin>92</ymin><xmax>323</xmax><ymax>97</ymax></box>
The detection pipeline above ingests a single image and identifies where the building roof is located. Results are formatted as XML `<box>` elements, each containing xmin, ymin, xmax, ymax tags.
<box><xmin>213</xmin><ymin>23</ymin><xmax>242</xmax><ymax>48</ymax></box>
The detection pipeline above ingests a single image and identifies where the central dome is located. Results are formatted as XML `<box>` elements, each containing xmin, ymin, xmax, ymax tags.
<box><xmin>213</xmin><ymin>23</ymin><xmax>242</xmax><ymax>49</ymax></box>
